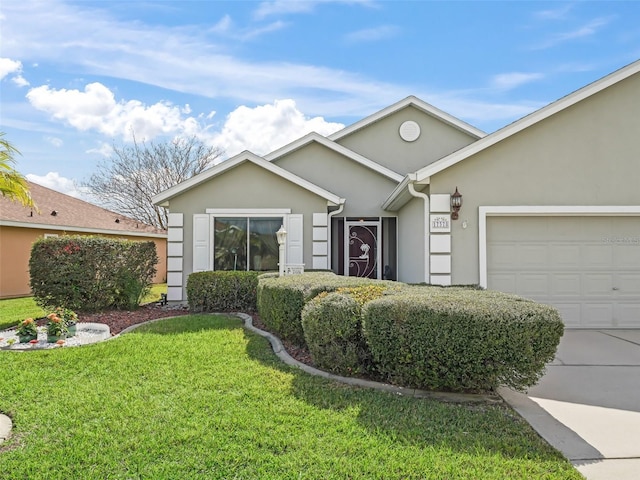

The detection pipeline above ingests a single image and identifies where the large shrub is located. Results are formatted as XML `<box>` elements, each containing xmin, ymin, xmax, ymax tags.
<box><xmin>362</xmin><ymin>287</ymin><xmax>564</xmax><ymax>392</ymax></box>
<box><xmin>301</xmin><ymin>285</ymin><xmax>387</xmax><ymax>377</ymax></box>
<box><xmin>29</xmin><ymin>236</ymin><xmax>158</xmax><ymax>312</ymax></box>
<box><xmin>257</xmin><ymin>272</ymin><xmax>391</xmax><ymax>346</ymax></box>
<box><xmin>187</xmin><ymin>271</ymin><xmax>260</xmax><ymax>313</ymax></box>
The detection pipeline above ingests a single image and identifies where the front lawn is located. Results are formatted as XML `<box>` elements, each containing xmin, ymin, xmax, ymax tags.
<box><xmin>0</xmin><ymin>315</ymin><xmax>580</xmax><ymax>479</ymax></box>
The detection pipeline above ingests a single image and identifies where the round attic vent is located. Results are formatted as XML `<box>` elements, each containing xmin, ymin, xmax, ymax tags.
<box><xmin>399</xmin><ymin>120</ymin><xmax>421</xmax><ymax>142</ymax></box>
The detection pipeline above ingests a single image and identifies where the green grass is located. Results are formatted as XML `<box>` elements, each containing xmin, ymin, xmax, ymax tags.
<box><xmin>0</xmin><ymin>315</ymin><xmax>580</xmax><ymax>479</ymax></box>
<box><xmin>0</xmin><ymin>296</ymin><xmax>46</xmax><ymax>330</ymax></box>
<box><xmin>0</xmin><ymin>284</ymin><xmax>168</xmax><ymax>331</ymax></box>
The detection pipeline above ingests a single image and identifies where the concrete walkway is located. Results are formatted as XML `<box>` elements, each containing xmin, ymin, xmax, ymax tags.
<box><xmin>500</xmin><ymin>329</ymin><xmax>640</xmax><ymax>480</ymax></box>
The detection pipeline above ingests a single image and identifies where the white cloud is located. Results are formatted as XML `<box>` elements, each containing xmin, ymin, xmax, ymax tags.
<box><xmin>27</xmin><ymin>172</ymin><xmax>91</xmax><ymax>199</ymax></box>
<box><xmin>491</xmin><ymin>72</ymin><xmax>544</xmax><ymax>90</ymax></box>
<box><xmin>534</xmin><ymin>17</ymin><xmax>614</xmax><ymax>49</ymax></box>
<box><xmin>0</xmin><ymin>57</ymin><xmax>29</xmax><ymax>86</ymax></box>
<box><xmin>345</xmin><ymin>25</ymin><xmax>399</xmax><ymax>43</ymax></box>
<box><xmin>86</xmin><ymin>141</ymin><xmax>114</xmax><ymax>157</ymax></box>
<box><xmin>26</xmin><ymin>82</ymin><xmax>209</xmax><ymax>140</ymax></box>
<box><xmin>212</xmin><ymin>99</ymin><xmax>344</xmax><ymax>157</ymax></box>
<box><xmin>44</xmin><ymin>136</ymin><xmax>63</xmax><ymax>147</ymax></box>
<box><xmin>0</xmin><ymin>57</ymin><xmax>22</xmax><ymax>79</ymax></box>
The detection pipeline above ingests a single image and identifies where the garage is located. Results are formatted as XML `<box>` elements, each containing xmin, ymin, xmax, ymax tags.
<box><xmin>486</xmin><ymin>215</ymin><xmax>640</xmax><ymax>328</ymax></box>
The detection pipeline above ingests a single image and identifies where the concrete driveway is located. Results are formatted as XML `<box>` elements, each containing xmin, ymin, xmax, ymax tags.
<box><xmin>500</xmin><ymin>330</ymin><xmax>640</xmax><ymax>480</ymax></box>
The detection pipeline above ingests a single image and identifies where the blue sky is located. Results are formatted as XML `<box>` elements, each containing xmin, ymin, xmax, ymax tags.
<box><xmin>1</xmin><ymin>0</ymin><xmax>639</xmax><ymax>198</ymax></box>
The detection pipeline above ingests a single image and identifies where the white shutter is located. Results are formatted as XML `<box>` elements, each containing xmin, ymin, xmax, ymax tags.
<box><xmin>286</xmin><ymin>214</ymin><xmax>303</xmax><ymax>265</ymax></box>
<box><xmin>193</xmin><ymin>214</ymin><xmax>211</xmax><ymax>272</ymax></box>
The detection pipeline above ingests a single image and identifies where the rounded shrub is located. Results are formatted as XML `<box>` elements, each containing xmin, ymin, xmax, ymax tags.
<box><xmin>362</xmin><ymin>287</ymin><xmax>564</xmax><ymax>392</ymax></box>
<box><xmin>301</xmin><ymin>291</ymin><xmax>375</xmax><ymax>377</ymax></box>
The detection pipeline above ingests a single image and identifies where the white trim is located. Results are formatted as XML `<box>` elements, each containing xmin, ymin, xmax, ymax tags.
<box><xmin>329</xmin><ymin>95</ymin><xmax>486</xmax><ymax>141</ymax></box>
<box><xmin>0</xmin><ymin>220</ymin><xmax>167</xmax><ymax>238</ymax></box>
<box><xmin>265</xmin><ymin>132</ymin><xmax>404</xmax><ymax>183</ymax></box>
<box><xmin>478</xmin><ymin>205</ymin><xmax>640</xmax><ymax>288</ymax></box>
<box><xmin>205</xmin><ymin>208</ymin><xmax>291</xmax><ymax>215</ymax></box>
<box><xmin>153</xmin><ymin>151</ymin><xmax>344</xmax><ymax>206</ymax></box>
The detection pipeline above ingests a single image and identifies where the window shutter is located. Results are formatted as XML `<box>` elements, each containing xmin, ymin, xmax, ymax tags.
<box><xmin>286</xmin><ymin>214</ymin><xmax>303</xmax><ymax>265</ymax></box>
<box><xmin>193</xmin><ymin>214</ymin><xmax>211</xmax><ymax>272</ymax></box>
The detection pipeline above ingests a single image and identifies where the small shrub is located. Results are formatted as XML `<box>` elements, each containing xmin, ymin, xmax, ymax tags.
<box><xmin>363</xmin><ymin>287</ymin><xmax>564</xmax><ymax>392</ymax></box>
<box><xmin>187</xmin><ymin>271</ymin><xmax>260</xmax><ymax>313</ymax></box>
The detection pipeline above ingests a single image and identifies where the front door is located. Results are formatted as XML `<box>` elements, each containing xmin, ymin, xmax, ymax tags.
<box><xmin>345</xmin><ymin>221</ymin><xmax>381</xmax><ymax>279</ymax></box>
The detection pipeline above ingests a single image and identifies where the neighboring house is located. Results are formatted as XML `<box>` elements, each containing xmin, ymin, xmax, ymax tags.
<box><xmin>0</xmin><ymin>181</ymin><xmax>167</xmax><ymax>299</ymax></box>
<box><xmin>153</xmin><ymin>60</ymin><xmax>640</xmax><ymax>329</ymax></box>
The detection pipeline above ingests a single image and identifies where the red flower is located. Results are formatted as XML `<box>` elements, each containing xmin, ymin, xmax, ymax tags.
<box><xmin>29</xmin><ymin>339</ymin><xmax>39</xmax><ymax>344</ymax></box>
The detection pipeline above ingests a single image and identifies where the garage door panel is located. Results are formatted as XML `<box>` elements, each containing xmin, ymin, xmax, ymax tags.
<box><xmin>488</xmin><ymin>274</ymin><xmax>518</xmax><ymax>294</ymax></box>
<box><xmin>582</xmin><ymin>303</ymin><xmax>614</xmax><ymax>327</ymax></box>
<box><xmin>616</xmin><ymin>303</ymin><xmax>640</xmax><ymax>327</ymax></box>
<box><xmin>487</xmin><ymin>216</ymin><xmax>640</xmax><ymax>328</ymax></box>
<box><xmin>583</xmin><ymin>274</ymin><xmax>614</xmax><ymax>295</ymax></box>
<box><xmin>519</xmin><ymin>245</ymin><xmax>548</xmax><ymax>266</ymax></box>
<box><xmin>550</xmin><ymin>245</ymin><xmax>581</xmax><ymax>266</ymax></box>
<box><xmin>583</xmin><ymin>245</ymin><xmax>613</xmax><ymax>267</ymax></box>
<box><xmin>551</xmin><ymin>274</ymin><xmax>581</xmax><ymax>296</ymax></box>
<box><xmin>616</xmin><ymin>273</ymin><xmax>640</xmax><ymax>294</ymax></box>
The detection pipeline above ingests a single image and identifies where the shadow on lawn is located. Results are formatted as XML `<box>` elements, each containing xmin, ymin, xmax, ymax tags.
<box><xmin>241</xmin><ymin>329</ymin><xmax>569</xmax><ymax>463</ymax></box>
<box><xmin>128</xmin><ymin>313</ymin><xmax>244</xmax><ymax>336</ymax></box>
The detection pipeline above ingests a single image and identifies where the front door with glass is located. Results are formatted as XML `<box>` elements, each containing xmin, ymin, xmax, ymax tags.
<box><xmin>345</xmin><ymin>221</ymin><xmax>381</xmax><ymax>279</ymax></box>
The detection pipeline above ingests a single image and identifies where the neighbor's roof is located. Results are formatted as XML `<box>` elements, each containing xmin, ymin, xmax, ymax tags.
<box><xmin>0</xmin><ymin>181</ymin><xmax>166</xmax><ymax>237</ymax></box>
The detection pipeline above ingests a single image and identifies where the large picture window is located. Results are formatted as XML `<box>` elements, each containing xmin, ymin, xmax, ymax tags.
<box><xmin>213</xmin><ymin>217</ymin><xmax>282</xmax><ymax>271</ymax></box>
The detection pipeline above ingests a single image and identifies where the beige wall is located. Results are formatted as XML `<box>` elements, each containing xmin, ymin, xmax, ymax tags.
<box><xmin>396</xmin><ymin>196</ymin><xmax>427</xmax><ymax>284</ymax></box>
<box><xmin>168</xmin><ymin>161</ymin><xmax>331</xmax><ymax>296</ymax></box>
<box><xmin>0</xmin><ymin>226</ymin><xmax>167</xmax><ymax>299</ymax></box>
<box><xmin>273</xmin><ymin>142</ymin><xmax>399</xmax><ymax>217</ymax></box>
<box><xmin>429</xmin><ymin>71</ymin><xmax>640</xmax><ymax>285</ymax></box>
<box><xmin>335</xmin><ymin>105</ymin><xmax>479</xmax><ymax>175</ymax></box>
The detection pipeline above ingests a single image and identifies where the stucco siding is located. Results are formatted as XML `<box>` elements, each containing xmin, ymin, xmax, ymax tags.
<box><xmin>168</xmin><ymin>161</ymin><xmax>331</xmax><ymax>296</ymax></box>
<box><xmin>273</xmin><ymin>143</ymin><xmax>399</xmax><ymax>217</ymax></box>
<box><xmin>334</xmin><ymin>106</ymin><xmax>479</xmax><ymax>175</ymax></box>
<box><xmin>396</xmin><ymin>197</ymin><xmax>427</xmax><ymax>284</ymax></box>
<box><xmin>430</xmin><ymin>71</ymin><xmax>640</xmax><ymax>285</ymax></box>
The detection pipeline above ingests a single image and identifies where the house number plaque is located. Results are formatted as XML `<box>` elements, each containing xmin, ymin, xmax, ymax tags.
<box><xmin>430</xmin><ymin>214</ymin><xmax>451</xmax><ymax>233</ymax></box>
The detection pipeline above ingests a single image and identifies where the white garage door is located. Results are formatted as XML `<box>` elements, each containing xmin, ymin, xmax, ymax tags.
<box><xmin>487</xmin><ymin>216</ymin><xmax>640</xmax><ymax>328</ymax></box>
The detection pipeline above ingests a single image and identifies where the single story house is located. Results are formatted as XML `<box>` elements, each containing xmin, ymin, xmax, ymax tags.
<box><xmin>153</xmin><ymin>60</ymin><xmax>640</xmax><ymax>329</ymax></box>
<box><xmin>0</xmin><ymin>181</ymin><xmax>167</xmax><ymax>299</ymax></box>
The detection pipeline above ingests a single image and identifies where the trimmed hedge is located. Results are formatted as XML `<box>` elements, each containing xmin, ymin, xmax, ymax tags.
<box><xmin>362</xmin><ymin>287</ymin><xmax>564</xmax><ymax>392</ymax></box>
<box><xmin>29</xmin><ymin>236</ymin><xmax>158</xmax><ymax>312</ymax></box>
<box><xmin>257</xmin><ymin>272</ymin><xmax>395</xmax><ymax>346</ymax></box>
<box><xmin>187</xmin><ymin>271</ymin><xmax>260</xmax><ymax>313</ymax></box>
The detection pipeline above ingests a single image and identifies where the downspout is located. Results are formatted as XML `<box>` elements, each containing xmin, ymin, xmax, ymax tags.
<box><xmin>326</xmin><ymin>201</ymin><xmax>345</xmax><ymax>273</ymax></box>
<box><xmin>407</xmin><ymin>181</ymin><xmax>430</xmax><ymax>284</ymax></box>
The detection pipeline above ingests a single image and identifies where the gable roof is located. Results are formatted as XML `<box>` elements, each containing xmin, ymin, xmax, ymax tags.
<box><xmin>383</xmin><ymin>59</ymin><xmax>640</xmax><ymax>210</ymax></box>
<box><xmin>153</xmin><ymin>150</ymin><xmax>345</xmax><ymax>207</ymax></box>
<box><xmin>328</xmin><ymin>95</ymin><xmax>486</xmax><ymax>142</ymax></box>
<box><xmin>264</xmin><ymin>132</ymin><xmax>404</xmax><ymax>183</ymax></box>
<box><xmin>0</xmin><ymin>181</ymin><xmax>166</xmax><ymax>237</ymax></box>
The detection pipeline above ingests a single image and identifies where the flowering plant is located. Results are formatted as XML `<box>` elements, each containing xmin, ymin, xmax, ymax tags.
<box><xmin>46</xmin><ymin>313</ymin><xmax>69</xmax><ymax>336</ymax></box>
<box><xmin>52</xmin><ymin>307</ymin><xmax>78</xmax><ymax>327</ymax></box>
<box><xmin>16</xmin><ymin>318</ymin><xmax>38</xmax><ymax>337</ymax></box>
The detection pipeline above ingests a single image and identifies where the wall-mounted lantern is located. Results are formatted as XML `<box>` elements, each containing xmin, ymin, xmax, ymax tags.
<box><xmin>451</xmin><ymin>187</ymin><xmax>462</xmax><ymax>220</ymax></box>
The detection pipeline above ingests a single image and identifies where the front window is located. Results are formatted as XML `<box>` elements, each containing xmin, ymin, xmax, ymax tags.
<box><xmin>213</xmin><ymin>216</ymin><xmax>281</xmax><ymax>271</ymax></box>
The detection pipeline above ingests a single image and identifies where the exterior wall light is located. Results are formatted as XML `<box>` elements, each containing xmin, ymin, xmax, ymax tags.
<box><xmin>276</xmin><ymin>225</ymin><xmax>287</xmax><ymax>276</ymax></box>
<box><xmin>451</xmin><ymin>187</ymin><xmax>462</xmax><ymax>220</ymax></box>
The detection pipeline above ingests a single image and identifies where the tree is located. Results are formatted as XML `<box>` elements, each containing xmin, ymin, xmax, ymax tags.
<box><xmin>0</xmin><ymin>132</ymin><xmax>36</xmax><ymax>208</ymax></box>
<box><xmin>85</xmin><ymin>135</ymin><xmax>224</xmax><ymax>230</ymax></box>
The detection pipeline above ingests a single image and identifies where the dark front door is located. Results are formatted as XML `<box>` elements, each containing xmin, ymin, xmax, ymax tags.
<box><xmin>346</xmin><ymin>222</ymin><xmax>380</xmax><ymax>279</ymax></box>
